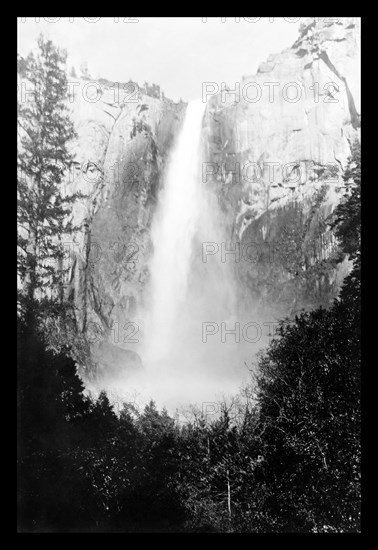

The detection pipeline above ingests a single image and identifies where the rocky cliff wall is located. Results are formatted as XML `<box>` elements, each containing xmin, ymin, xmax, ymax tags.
<box><xmin>202</xmin><ymin>17</ymin><xmax>360</xmax><ymax>318</ymax></box>
<box><xmin>63</xmin><ymin>17</ymin><xmax>360</xmax><ymax>377</ymax></box>
<box><xmin>63</xmin><ymin>80</ymin><xmax>185</xmax><ymax>377</ymax></box>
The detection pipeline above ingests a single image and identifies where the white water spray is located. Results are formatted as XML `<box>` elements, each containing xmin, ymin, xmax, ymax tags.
<box><xmin>128</xmin><ymin>99</ymin><xmax>264</xmax><ymax>410</ymax></box>
<box><xmin>146</xmin><ymin>99</ymin><xmax>208</xmax><ymax>363</ymax></box>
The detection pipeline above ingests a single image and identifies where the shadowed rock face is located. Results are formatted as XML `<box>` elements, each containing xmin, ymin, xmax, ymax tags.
<box><xmin>64</xmin><ymin>17</ymin><xmax>360</xmax><ymax>379</ymax></box>
<box><xmin>91</xmin><ymin>341</ymin><xmax>142</xmax><ymax>380</ymax></box>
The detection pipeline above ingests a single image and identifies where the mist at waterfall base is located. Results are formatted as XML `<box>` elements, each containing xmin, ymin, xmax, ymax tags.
<box><xmin>98</xmin><ymin>100</ymin><xmax>273</xmax><ymax>413</ymax></box>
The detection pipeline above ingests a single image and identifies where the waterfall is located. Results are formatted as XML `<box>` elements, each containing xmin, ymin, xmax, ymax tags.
<box><xmin>146</xmin><ymin>99</ymin><xmax>207</xmax><ymax>364</ymax></box>
<box><xmin>138</xmin><ymin>99</ymin><xmax>255</xmax><ymax>409</ymax></box>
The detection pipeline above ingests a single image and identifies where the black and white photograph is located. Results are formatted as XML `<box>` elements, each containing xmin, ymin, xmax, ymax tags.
<box><xmin>17</xmin><ymin>16</ymin><xmax>361</xmax><ymax>533</ymax></box>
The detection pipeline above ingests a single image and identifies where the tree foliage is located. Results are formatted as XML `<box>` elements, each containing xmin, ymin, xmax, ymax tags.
<box><xmin>331</xmin><ymin>141</ymin><xmax>361</xmax><ymax>260</ymax></box>
<box><xmin>17</xmin><ymin>35</ymin><xmax>77</xmax><ymax>328</ymax></box>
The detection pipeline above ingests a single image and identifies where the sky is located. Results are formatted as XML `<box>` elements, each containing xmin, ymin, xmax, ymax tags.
<box><xmin>17</xmin><ymin>17</ymin><xmax>301</xmax><ymax>102</ymax></box>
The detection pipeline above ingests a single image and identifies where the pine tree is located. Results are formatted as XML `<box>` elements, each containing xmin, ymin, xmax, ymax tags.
<box><xmin>331</xmin><ymin>141</ymin><xmax>361</xmax><ymax>261</ymax></box>
<box><xmin>17</xmin><ymin>35</ymin><xmax>78</xmax><ymax>330</ymax></box>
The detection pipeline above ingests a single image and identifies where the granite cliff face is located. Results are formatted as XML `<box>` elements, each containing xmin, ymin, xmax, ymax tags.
<box><xmin>64</xmin><ymin>17</ymin><xmax>360</xmax><ymax>377</ymax></box>
<box><xmin>202</xmin><ymin>17</ymin><xmax>360</xmax><ymax>318</ymax></box>
<box><xmin>63</xmin><ymin>80</ymin><xmax>185</xmax><ymax>377</ymax></box>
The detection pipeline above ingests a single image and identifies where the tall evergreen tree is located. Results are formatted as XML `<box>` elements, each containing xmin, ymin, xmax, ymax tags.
<box><xmin>17</xmin><ymin>35</ymin><xmax>77</xmax><ymax>329</ymax></box>
<box><xmin>331</xmin><ymin>141</ymin><xmax>361</xmax><ymax>261</ymax></box>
